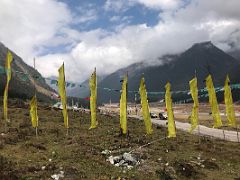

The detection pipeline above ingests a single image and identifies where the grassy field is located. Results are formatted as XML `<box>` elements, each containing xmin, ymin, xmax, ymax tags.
<box><xmin>0</xmin><ymin>99</ymin><xmax>240</xmax><ymax>179</ymax></box>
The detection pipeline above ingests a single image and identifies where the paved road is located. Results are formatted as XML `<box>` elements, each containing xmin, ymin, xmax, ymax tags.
<box><xmin>130</xmin><ymin>115</ymin><xmax>240</xmax><ymax>142</ymax></box>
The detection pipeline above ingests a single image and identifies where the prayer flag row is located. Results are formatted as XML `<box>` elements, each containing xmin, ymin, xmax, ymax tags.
<box><xmin>1</xmin><ymin>52</ymin><xmax>238</xmax><ymax>138</ymax></box>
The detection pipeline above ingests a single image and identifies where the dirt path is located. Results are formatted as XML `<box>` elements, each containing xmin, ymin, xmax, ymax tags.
<box><xmin>130</xmin><ymin>115</ymin><xmax>240</xmax><ymax>142</ymax></box>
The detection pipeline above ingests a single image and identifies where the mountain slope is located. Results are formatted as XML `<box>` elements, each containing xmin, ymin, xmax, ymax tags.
<box><xmin>98</xmin><ymin>41</ymin><xmax>240</xmax><ymax>103</ymax></box>
<box><xmin>228</xmin><ymin>49</ymin><xmax>240</xmax><ymax>61</ymax></box>
<box><xmin>0</xmin><ymin>42</ymin><xmax>55</xmax><ymax>102</ymax></box>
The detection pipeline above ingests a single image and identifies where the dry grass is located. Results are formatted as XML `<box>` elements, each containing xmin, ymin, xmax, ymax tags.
<box><xmin>0</xmin><ymin>100</ymin><xmax>240</xmax><ymax>179</ymax></box>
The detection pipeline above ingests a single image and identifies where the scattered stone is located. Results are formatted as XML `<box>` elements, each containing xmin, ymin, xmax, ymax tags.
<box><xmin>107</xmin><ymin>152</ymin><xmax>140</xmax><ymax>169</ymax></box>
<box><xmin>49</xmin><ymin>159</ymin><xmax>52</xmax><ymax>162</ymax></box>
<box><xmin>51</xmin><ymin>171</ymin><xmax>64</xmax><ymax>180</ymax></box>
<box><xmin>51</xmin><ymin>174</ymin><xmax>63</xmax><ymax>180</ymax></box>
<box><xmin>108</xmin><ymin>156</ymin><xmax>114</xmax><ymax>164</ymax></box>
<box><xmin>101</xmin><ymin>150</ymin><xmax>111</xmax><ymax>155</ymax></box>
<box><xmin>119</xmin><ymin>160</ymin><xmax>125</xmax><ymax>166</ymax></box>
<box><xmin>113</xmin><ymin>155</ymin><xmax>122</xmax><ymax>163</ymax></box>
<box><xmin>136</xmin><ymin>161</ymin><xmax>141</xmax><ymax>166</ymax></box>
<box><xmin>127</xmin><ymin>165</ymin><xmax>133</xmax><ymax>170</ymax></box>
<box><xmin>189</xmin><ymin>160</ymin><xmax>201</xmax><ymax>166</ymax></box>
<box><xmin>41</xmin><ymin>166</ymin><xmax>46</xmax><ymax>170</ymax></box>
<box><xmin>123</xmin><ymin>153</ymin><xmax>137</xmax><ymax>165</ymax></box>
<box><xmin>122</xmin><ymin>163</ymin><xmax>128</xmax><ymax>166</ymax></box>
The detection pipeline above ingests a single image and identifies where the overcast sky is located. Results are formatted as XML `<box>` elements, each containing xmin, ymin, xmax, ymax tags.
<box><xmin>0</xmin><ymin>0</ymin><xmax>240</xmax><ymax>83</ymax></box>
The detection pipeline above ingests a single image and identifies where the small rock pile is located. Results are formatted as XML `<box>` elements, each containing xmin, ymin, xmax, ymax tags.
<box><xmin>107</xmin><ymin>153</ymin><xmax>140</xmax><ymax>169</ymax></box>
<box><xmin>51</xmin><ymin>171</ymin><xmax>64</xmax><ymax>180</ymax></box>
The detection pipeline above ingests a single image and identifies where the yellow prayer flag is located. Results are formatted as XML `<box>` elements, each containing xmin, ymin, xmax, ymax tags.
<box><xmin>189</xmin><ymin>78</ymin><xmax>199</xmax><ymax>133</ymax></box>
<box><xmin>120</xmin><ymin>75</ymin><xmax>128</xmax><ymax>134</ymax></box>
<box><xmin>89</xmin><ymin>68</ymin><xmax>97</xmax><ymax>129</ymax></box>
<box><xmin>139</xmin><ymin>77</ymin><xmax>153</xmax><ymax>135</ymax></box>
<box><xmin>224</xmin><ymin>75</ymin><xmax>236</xmax><ymax>127</ymax></box>
<box><xmin>165</xmin><ymin>82</ymin><xmax>176</xmax><ymax>138</ymax></box>
<box><xmin>205</xmin><ymin>75</ymin><xmax>222</xmax><ymax>128</ymax></box>
<box><xmin>3</xmin><ymin>50</ymin><xmax>13</xmax><ymax>121</ymax></box>
<box><xmin>58</xmin><ymin>63</ymin><xmax>69</xmax><ymax>128</ymax></box>
<box><xmin>30</xmin><ymin>95</ymin><xmax>38</xmax><ymax>128</ymax></box>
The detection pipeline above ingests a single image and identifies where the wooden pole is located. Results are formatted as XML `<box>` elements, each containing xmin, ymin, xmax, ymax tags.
<box><xmin>33</xmin><ymin>58</ymin><xmax>38</xmax><ymax>137</ymax></box>
<box><xmin>222</xmin><ymin>127</ymin><xmax>226</xmax><ymax>141</ymax></box>
<box><xmin>198</xmin><ymin>124</ymin><xmax>201</xmax><ymax>144</ymax></box>
<box><xmin>35</xmin><ymin>126</ymin><xmax>38</xmax><ymax>137</ymax></box>
<box><xmin>5</xmin><ymin>121</ymin><xmax>7</xmax><ymax>134</ymax></box>
<box><xmin>135</xmin><ymin>93</ymin><xmax>137</xmax><ymax>115</ymax></box>
<box><xmin>194</xmin><ymin>69</ymin><xmax>201</xmax><ymax>144</ymax></box>
<box><xmin>236</xmin><ymin>126</ymin><xmax>239</xmax><ymax>143</ymax></box>
<box><xmin>63</xmin><ymin>62</ymin><xmax>69</xmax><ymax>136</ymax></box>
<box><xmin>126</xmin><ymin>72</ymin><xmax>128</xmax><ymax>138</ymax></box>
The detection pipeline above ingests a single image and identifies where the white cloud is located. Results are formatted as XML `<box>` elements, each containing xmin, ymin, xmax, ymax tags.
<box><xmin>36</xmin><ymin>54</ymin><xmax>66</xmax><ymax>78</ymax></box>
<box><xmin>0</xmin><ymin>0</ymin><xmax>72</xmax><ymax>63</ymax></box>
<box><xmin>104</xmin><ymin>0</ymin><xmax>135</xmax><ymax>12</ymax></box>
<box><xmin>1</xmin><ymin>0</ymin><xmax>240</xmax><ymax>84</ymax></box>
<box><xmin>73</xmin><ymin>4</ymin><xmax>98</xmax><ymax>24</ymax></box>
<box><xmin>104</xmin><ymin>0</ymin><xmax>182</xmax><ymax>12</ymax></box>
<box><xmin>73</xmin><ymin>9</ymin><xmax>98</xmax><ymax>24</ymax></box>
<box><xmin>38</xmin><ymin>22</ymin><xmax>209</xmax><ymax>82</ymax></box>
<box><xmin>135</xmin><ymin>0</ymin><xmax>182</xmax><ymax>10</ymax></box>
<box><xmin>109</xmin><ymin>16</ymin><xmax>121</xmax><ymax>22</ymax></box>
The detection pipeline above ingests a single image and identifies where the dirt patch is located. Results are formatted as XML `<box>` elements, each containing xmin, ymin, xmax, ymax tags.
<box><xmin>174</xmin><ymin>160</ymin><xmax>198</xmax><ymax>178</ymax></box>
<box><xmin>0</xmin><ymin>155</ymin><xmax>19</xmax><ymax>179</ymax></box>
<box><xmin>156</xmin><ymin>166</ymin><xmax>177</xmax><ymax>180</ymax></box>
<box><xmin>24</xmin><ymin>142</ymin><xmax>47</xmax><ymax>151</ymax></box>
<box><xmin>202</xmin><ymin>159</ymin><xmax>219</xmax><ymax>170</ymax></box>
<box><xmin>10</xmin><ymin>99</ymin><xmax>28</xmax><ymax>109</ymax></box>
